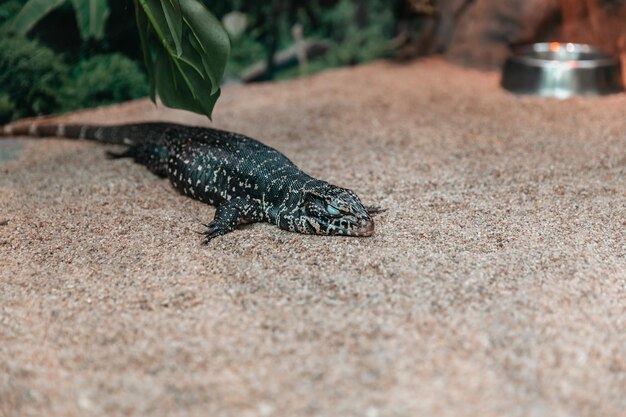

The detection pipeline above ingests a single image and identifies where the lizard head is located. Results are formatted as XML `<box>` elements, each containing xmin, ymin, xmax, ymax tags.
<box><xmin>288</xmin><ymin>182</ymin><xmax>374</xmax><ymax>237</ymax></box>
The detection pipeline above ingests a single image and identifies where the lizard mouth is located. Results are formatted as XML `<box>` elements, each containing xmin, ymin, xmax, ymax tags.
<box><xmin>322</xmin><ymin>217</ymin><xmax>374</xmax><ymax>237</ymax></box>
<box><xmin>351</xmin><ymin>218</ymin><xmax>375</xmax><ymax>236</ymax></box>
<box><xmin>302</xmin><ymin>216</ymin><xmax>374</xmax><ymax>236</ymax></box>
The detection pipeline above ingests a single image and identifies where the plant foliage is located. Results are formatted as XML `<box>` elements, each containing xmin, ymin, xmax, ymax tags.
<box><xmin>63</xmin><ymin>54</ymin><xmax>149</xmax><ymax>111</ymax></box>
<box><xmin>134</xmin><ymin>0</ymin><xmax>230</xmax><ymax>119</ymax></box>
<box><xmin>0</xmin><ymin>34</ymin><xmax>149</xmax><ymax>123</ymax></box>
<box><xmin>320</xmin><ymin>0</ymin><xmax>394</xmax><ymax>66</ymax></box>
<box><xmin>70</xmin><ymin>0</ymin><xmax>110</xmax><ymax>40</ymax></box>
<box><xmin>0</xmin><ymin>0</ymin><xmax>24</xmax><ymax>26</ymax></box>
<box><xmin>0</xmin><ymin>0</ymin><xmax>402</xmax><ymax>122</ymax></box>
<box><xmin>7</xmin><ymin>0</ymin><xmax>110</xmax><ymax>40</ymax></box>
<box><xmin>0</xmin><ymin>36</ymin><xmax>69</xmax><ymax>123</ymax></box>
<box><xmin>4</xmin><ymin>0</ymin><xmax>232</xmax><ymax>120</ymax></box>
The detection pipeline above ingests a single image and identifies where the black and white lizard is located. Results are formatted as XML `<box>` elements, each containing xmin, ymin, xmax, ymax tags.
<box><xmin>1</xmin><ymin>122</ymin><xmax>380</xmax><ymax>242</ymax></box>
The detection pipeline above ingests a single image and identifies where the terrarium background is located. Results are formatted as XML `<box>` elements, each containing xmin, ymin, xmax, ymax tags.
<box><xmin>1</xmin><ymin>0</ymin><xmax>625</xmax><ymax>123</ymax></box>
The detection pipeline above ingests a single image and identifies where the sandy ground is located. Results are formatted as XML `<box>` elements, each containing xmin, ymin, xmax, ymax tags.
<box><xmin>0</xmin><ymin>59</ymin><xmax>625</xmax><ymax>417</ymax></box>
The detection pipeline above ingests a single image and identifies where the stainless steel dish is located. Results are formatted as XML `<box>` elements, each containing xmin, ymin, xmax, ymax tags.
<box><xmin>501</xmin><ymin>42</ymin><xmax>624</xmax><ymax>98</ymax></box>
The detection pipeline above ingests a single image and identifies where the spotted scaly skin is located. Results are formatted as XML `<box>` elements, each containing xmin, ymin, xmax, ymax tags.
<box><xmin>1</xmin><ymin>122</ymin><xmax>378</xmax><ymax>242</ymax></box>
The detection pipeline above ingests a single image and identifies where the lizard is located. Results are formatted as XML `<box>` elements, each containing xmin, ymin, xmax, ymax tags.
<box><xmin>1</xmin><ymin>122</ymin><xmax>380</xmax><ymax>243</ymax></box>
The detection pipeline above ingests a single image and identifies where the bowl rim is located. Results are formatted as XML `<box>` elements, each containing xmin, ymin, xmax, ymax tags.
<box><xmin>508</xmin><ymin>42</ymin><xmax>618</xmax><ymax>68</ymax></box>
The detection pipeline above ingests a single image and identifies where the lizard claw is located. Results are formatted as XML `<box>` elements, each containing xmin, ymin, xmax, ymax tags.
<box><xmin>194</xmin><ymin>223</ymin><xmax>213</xmax><ymax>235</ymax></box>
<box><xmin>198</xmin><ymin>222</ymin><xmax>228</xmax><ymax>244</ymax></box>
<box><xmin>365</xmin><ymin>206</ymin><xmax>386</xmax><ymax>215</ymax></box>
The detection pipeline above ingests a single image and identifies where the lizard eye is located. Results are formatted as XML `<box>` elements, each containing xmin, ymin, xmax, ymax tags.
<box><xmin>326</xmin><ymin>204</ymin><xmax>341</xmax><ymax>216</ymax></box>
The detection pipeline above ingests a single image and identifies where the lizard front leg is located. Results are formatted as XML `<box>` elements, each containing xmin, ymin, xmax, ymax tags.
<box><xmin>198</xmin><ymin>197</ymin><xmax>260</xmax><ymax>243</ymax></box>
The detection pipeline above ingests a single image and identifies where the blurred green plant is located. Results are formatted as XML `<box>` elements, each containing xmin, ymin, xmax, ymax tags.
<box><xmin>0</xmin><ymin>36</ymin><xmax>69</xmax><ymax>124</ymax></box>
<box><xmin>4</xmin><ymin>0</ymin><xmax>231</xmax><ymax>119</ymax></box>
<box><xmin>0</xmin><ymin>36</ymin><xmax>151</xmax><ymax>124</ymax></box>
<box><xmin>62</xmin><ymin>54</ymin><xmax>149</xmax><ymax>111</ymax></box>
<box><xmin>0</xmin><ymin>0</ymin><xmax>402</xmax><ymax>122</ymax></box>
<box><xmin>215</xmin><ymin>0</ymin><xmax>397</xmax><ymax>81</ymax></box>
<box><xmin>320</xmin><ymin>0</ymin><xmax>394</xmax><ymax>66</ymax></box>
<box><xmin>7</xmin><ymin>0</ymin><xmax>110</xmax><ymax>40</ymax></box>
<box><xmin>220</xmin><ymin>10</ymin><xmax>265</xmax><ymax>79</ymax></box>
<box><xmin>0</xmin><ymin>0</ymin><xmax>23</xmax><ymax>26</ymax></box>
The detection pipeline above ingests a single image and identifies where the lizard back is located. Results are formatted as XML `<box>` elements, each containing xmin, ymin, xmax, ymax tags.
<box><xmin>162</xmin><ymin>126</ymin><xmax>308</xmax><ymax>219</ymax></box>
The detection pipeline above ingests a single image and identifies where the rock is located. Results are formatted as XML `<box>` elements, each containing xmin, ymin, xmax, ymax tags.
<box><xmin>398</xmin><ymin>0</ymin><xmax>626</xmax><ymax>69</ymax></box>
<box><xmin>445</xmin><ymin>0</ymin><xmax>561</xmax><ymax>68</ymax></box>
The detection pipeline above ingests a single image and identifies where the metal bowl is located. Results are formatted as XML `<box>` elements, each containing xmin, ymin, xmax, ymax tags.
<box><xmin>501</xmin><ymin>42</ymin><xmax>624</xmax><ymax>98</ymax></box>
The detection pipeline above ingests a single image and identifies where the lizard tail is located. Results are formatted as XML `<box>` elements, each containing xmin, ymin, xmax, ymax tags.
<box><xmin>1</xmin><ymin>122</ymin><xmax>176</xmax><ymax>145</ymax></box>
<box><xmin>1</xmin><ymin>122</ymin><xmax>132</xmax><ymax>144</ymax></box>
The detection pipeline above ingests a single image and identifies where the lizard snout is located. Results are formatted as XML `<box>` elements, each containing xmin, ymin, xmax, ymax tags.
<box><xmin>352</xmin><ymin>217</ymin><xmax>375</xmax><ymax>237</ymax></box>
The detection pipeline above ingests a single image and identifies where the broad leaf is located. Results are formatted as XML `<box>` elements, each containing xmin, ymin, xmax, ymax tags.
<box><xmin>154</xmin><ymin>47</ymin><xmax>220</xmax><ymax>117</ymax></box>
<box><xmin>70</xmin><ymin>0</ymin><xmax>111</xmax><ymax>40</ymax></box>
<box><xmin>135</xmin><ymin>0</ymin><xmax>230</xmax><ymax>119</ymax></box>
<box><xmin>135</xmin><ymin>1</ymin><xmax>156</xmax><ymax>102</ymax></box>
<box><xmin>7</xmin><ymin>0</ymin><xmax>66</xmax><ymax>35</ymax></box>
<box><xmin>140</xmin><ymin>0</ymin><xmax>176</xmax><ymax>52</ymax></box>
<box><xmin>178</xmin><ymin>0</ymin><xmax>229</xmax><ymax>95</ymax></box>
<box><xmin>161</xmin><ymin>0</ymin><xmax>183</xmax><ymax>56</ymax></box>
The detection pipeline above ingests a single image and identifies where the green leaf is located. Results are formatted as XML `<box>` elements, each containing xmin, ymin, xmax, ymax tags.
<box><xmin>154</xmin><ymin>47</ymin><xmax>220</xmax><ymax>116</ymax></box>
<box><xmin>70</xmin><ymin>0</ymin><xmax>110</xmax><ymax>40</ymax></box>
<box><xmin>6</xmin><ymin>0</ymin><xmax>66</xmax><ymax>35</ymax></box>
<box><xmin>139</xmin><ymin>0</ymin><xmax>177</xmax><ymax>54</ymax></box>
<box><xmin>135</xmin><ymin>0</ymin><xmax>230</xmax><ymax>119</ymax></box>
<box><xmin>135</xmin><ymin>1</ymin><xmax>156</xmax><ymax>102</ymax></box>
<box><xmin>179</xmin><ymin>0</ymin><xmax>229</xmax><ymax>95</ymax></box>
<box><xmin>161</xmin><ymin>0</ymin><xmax>183</xmax><ymax>57</ymax></box>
